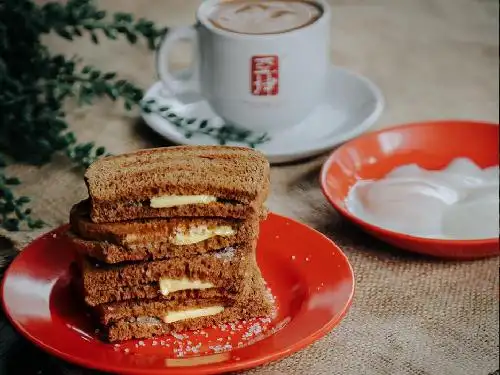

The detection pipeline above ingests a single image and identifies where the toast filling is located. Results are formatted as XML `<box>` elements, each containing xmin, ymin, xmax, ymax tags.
<box><xmin>136</xmin><ymin>316</ymin><xmax>162</xmax><ymax>325</ymax></box>
<box><xmin>171</xmin><ymin>225</ymin><xmax>236</xmax><ymax>245</ymax></box>
<box><xmin>150</xmin><ymin>195</ymin><xmax>217</xmax><ymax>208</ymax></box>
<box><xmin>163</xmin><ymin>306</ymin><xmax>224</xmax><ymax>323</ymax></box>
<box><xmin>165</xmin><ymin>353</ymin><xmax>230</xmax><ymax>367</ymax></box>
<box><xmin>159</xmin><ymin>277</ymin><xmax>215</xmax><ymax>296</ymax></box>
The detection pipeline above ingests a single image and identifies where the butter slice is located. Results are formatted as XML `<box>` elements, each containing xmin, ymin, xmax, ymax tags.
<box><xmin>159</xmin><ymin>277</ymin><xmax>214</xmax><ymax>296</ymax></box>
<box><xmin>171</xmin><ymin>225</ymin><xmax>235</xmax><ymax>245</ymax></box>
<box><xmin>150</xmin><ymin>195</ymin><xmax>217</xmax><ymax>208</ymax></box>
<box><xmin>165</xmin><ymin>353</ymin><xmax>230</xmax><ymax>367</ymax></box>
<box><xmin>163</xmin><ymin>306</ymin><xmax>224</xmax><ymax>323</ymax></box>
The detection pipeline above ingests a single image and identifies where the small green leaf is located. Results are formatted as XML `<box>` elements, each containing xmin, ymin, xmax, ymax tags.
<box><xmin>95</xmin><ymin>147</ymin><xmax>106</xmax><ymax>156</ymax></box>
<box><xmin>81</xmin><ymin>142</ymin><xmax>95</xmax><ymax>153</ymax></box>
<box><xmin>28</xmin><ymin>219</ymin><xmax>45</xmax><ymax>229</ymax></box>
<box><xmin>65</xmin><ymin>132</ymin><xmax>77</xmax><ymax>144</ymax></box>
<box><xmin>114</xmin><ymin>12</ymin><xmax>133</xmax><ymax>23</ymax></box>
<box><xmin>125</xmin><ymin>32</ymin><xmax>137</xmax><ymax>44</ymax></box>
<box><xmin>95</xmin><ymin>11</ymin><xmax>106</xmax><ymax>20</ymax></box>
<box><xmin>56</xmin><ymin>28</ymin><xmax>73</xmax><ymax>40</ymax></box>
<box><xmin>3</xmin><ymin>219</ymin><xmax>19</xmax><ymax>231</ymax></box>
<box><xmin>4</xmin><ymin>202</ymin><xmax>15</xmax><ymax>213</ymax></box>
<box><xmin>16</xmin><ymin>196</ymin><xmax>30</xmax><ymax>204</ymax></box>
<box><xmin>0</xmin><ymin>189</ymin><xmax>14</xmax><ymax>201</ymax></box>
<box><xmin>15</xmin><ymin>208</ymin><xmax>25</xmax><ymax>219</ymax></box>
<box><xmin>5</xmin><ymin>177</ymin><xmax>20</xmax><ymax>185</ymax></box>
<box><xmin>103</xmin><ymin>72</ymin><xmax>117</xmax><ymax>80</ymax></box>
<box><xmin>103</xmin><ymin>27</ymin><xmax>117</xmax><ymax>39</ymax></box>
<box><xmin>257</xmin><ymin>133</ymin><xmax>270</xmax><ymax>142</ymax></box>
<box><xmin>105</xmin><ymin>86</ymin><xmax>119</xmax><ymax>100</ymax></box>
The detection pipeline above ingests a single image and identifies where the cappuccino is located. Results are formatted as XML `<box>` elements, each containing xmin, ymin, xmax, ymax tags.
<box><xmin>208</xmin><ymin>0</ymin><xmax>322</xmax><ymax>35</ymax></box>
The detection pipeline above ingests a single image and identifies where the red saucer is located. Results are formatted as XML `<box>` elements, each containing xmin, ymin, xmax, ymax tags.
<box><xmin>1</xmin><ymin>213</ymin><xmax>354</xmax><ymax>375</ymax></box>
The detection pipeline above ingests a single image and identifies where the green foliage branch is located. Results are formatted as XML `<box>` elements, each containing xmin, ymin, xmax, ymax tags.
<box><xmin>0</xmin><ymin>0</ymin><xmax>269</xmax><ymax>231</ymax></box>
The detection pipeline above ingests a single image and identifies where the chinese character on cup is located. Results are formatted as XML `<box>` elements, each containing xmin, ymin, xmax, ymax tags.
<box><xmin>251</xmin><ymin>55</ymin><xmax>279</xmax><ymax>96</ymax></box>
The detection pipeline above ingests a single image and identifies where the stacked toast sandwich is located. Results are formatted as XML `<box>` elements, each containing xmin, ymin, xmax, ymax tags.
<box><xmin>68</xmin><ymin>146</ymin><xmax>274</xmax><ymax>342</ymax></box>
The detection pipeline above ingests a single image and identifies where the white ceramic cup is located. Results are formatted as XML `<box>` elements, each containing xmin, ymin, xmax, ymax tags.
<box><xmin>156</xmin><ymin>0</ymin><xmax>331</xmax><ymax>134</ymax></box>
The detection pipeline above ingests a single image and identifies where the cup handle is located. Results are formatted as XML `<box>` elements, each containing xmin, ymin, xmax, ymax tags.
<box><xmin>156</xmin><ymin>26</ymin><xmax>200</xmax><ymax>95</ymax></box>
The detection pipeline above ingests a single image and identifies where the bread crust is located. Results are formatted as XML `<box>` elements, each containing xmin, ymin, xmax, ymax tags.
<box><xmin>68</xmin><ymin>200</ymin><xmax>262</xmax><ymax>263</ymax></box>
<box><xmin>84</xmin><ymin>146</ymin><xmax>270</xmax><ymax>222</ymax></box>
<box><xmin>89</xmin><ymin>197</ymin><xmax>267</xmax><ymax>223</ymax></box>
<box><xmin>84</xmin><ymin>286</ymin><xmax>234</xmax><ymax>309</ymax></box>
<box><xmin>101</xmin><ymin>268</ymin><xmax>275</xmax><ymax>342</ymax></box>
<box><xmin>80</xmin><ymin>243</ymin><xmax>255</xmax><ymax>306</ymax></box>
<box><xmin>70</xmin><ymin>146</ymin><xmax>273</xmax><ymax>342</ymax></box>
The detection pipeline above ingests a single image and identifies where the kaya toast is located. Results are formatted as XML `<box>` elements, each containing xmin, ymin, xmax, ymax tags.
<box><xmin>80</xmin><ymin>244</ymin><xmax>254</xmax><ymax>306</ymax></box>
<box><xmin>69</xmin><ymin>200</ymin><xmax>260</xmax><ymax>263</ymax></box>
<box><xmin>101</xmin><ymin>265</ymin><xmax>275</xmax><ymax>342</ymax></box>
<box><xmin>84</xmin><ymin>146</ymin><xmax>270</xmax><ymax>223</ymax></box>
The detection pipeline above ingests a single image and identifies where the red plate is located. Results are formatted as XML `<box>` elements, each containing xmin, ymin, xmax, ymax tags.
<box><xmin>321</xmin><ymin>120</ymin><xmax>499</xmax><ymax>260</ymax></box>
<box><xmin>1</xmin><ymin>213</ymin><xmax>354</xmax><ymax>375</ymax></box>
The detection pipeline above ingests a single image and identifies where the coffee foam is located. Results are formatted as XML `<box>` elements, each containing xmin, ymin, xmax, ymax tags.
<box><xmin>209</xmin><ymin>0</ymin><xmax>322</xmax><ymax>35</ymax></box>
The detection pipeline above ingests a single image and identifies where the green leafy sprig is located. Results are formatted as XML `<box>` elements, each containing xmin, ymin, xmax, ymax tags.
<box><xmin>0</xmin><ymin>0</ymin><xmax>163</xmax><ymax>230</ymax></box>
<box><xmin>0</xmin><ymin>171</ymin><xmax>44</xmax><ymax>232</ymax></box>
<box><xmin>142</xmin><ymin>99</ymin><xmax>271</xmax><ymax>147</ymax></box>
<box><xmin>0</xmin><ymin>0</ymin><xmax>270</xmax><ymax>232</ymax></box>
<box><xmin>45</xmin><ymin>0</ymin><xmax>163</xmax><ymax>49</ymax></box>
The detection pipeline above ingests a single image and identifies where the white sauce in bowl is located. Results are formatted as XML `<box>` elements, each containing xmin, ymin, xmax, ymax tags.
<box><xmin>345</xmin><ymin>158</ymin><xmax>499</xmax><ymax>240</ymax></box>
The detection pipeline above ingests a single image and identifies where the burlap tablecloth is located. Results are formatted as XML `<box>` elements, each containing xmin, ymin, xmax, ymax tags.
<box><xmin>1</xmin><ymin>1</ymin><xmax>499</xmax><ymax>374</ymax></box>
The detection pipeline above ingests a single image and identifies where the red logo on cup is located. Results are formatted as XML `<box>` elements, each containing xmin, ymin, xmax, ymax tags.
<box><xmin>251</xmin><ymin>55</ymin><xmax>279</xmax><ymax>96</ymax></box>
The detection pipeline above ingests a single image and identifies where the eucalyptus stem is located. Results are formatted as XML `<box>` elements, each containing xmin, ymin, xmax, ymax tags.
<box><xmin>141</xmin><ymin>99</ymin><xmax>271</xmax><ymax>147</ymax></box>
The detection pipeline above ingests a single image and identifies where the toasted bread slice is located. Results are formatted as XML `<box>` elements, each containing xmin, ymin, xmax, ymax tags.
<box><xmin>84</xmin><ymin>146</ymin><xmax>270</xmax><ymax>223</ymax></box>
<box><xmin>84</xmin><ymin>286</ymin><xmax>234</xmax><ymax>310</ymax></box>
<box><xmin>80</xmin><ymin>244</ymin><xmax>255</xmax><ymax>306</ymax></box>
<box><xmin>95</xmin><ymin>258</ymin><xmax>263</xmax><ymax>325</ymax></box>
<box><xmin>101</xmin><ymin>268</ymin><xmax>275</xmax><ymax>342</ymax></box>
<box><xmin>68</xmin><ymin>200</ymin><xmax>261</xmax><ymax>263</ymax></box>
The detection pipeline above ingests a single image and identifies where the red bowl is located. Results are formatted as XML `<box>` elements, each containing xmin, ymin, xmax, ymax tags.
<box><xmin>320</xmin><ymin>120</ymin><xmax>499</xmax><ymax>260</ymax></box>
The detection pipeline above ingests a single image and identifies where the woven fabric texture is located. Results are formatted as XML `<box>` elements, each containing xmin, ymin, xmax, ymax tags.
<box><xmin>1</xmin><ymin>1</ymin><xmax>498</xmax><ymax>374</ymax></box>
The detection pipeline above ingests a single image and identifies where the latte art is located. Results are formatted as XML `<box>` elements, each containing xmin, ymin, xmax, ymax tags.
<box><xmin>209</xmin><ymin>0</ymin><xmax>322</xmax><ymax>35</ymax></box>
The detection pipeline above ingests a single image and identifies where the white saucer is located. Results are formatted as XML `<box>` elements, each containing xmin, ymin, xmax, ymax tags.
<box><xmin>141</xmin><ymin>66</ymin><xmax>384</xmax><ymax>164</ymax></box>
